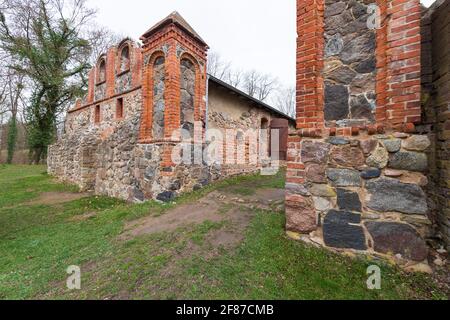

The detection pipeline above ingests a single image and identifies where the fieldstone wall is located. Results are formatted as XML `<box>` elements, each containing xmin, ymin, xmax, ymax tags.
<box><xmin>421</xmin><ymin>0</ymin><xmax>450</xmax><ymax>249</ymax></box>
<box><xmin>115</xmin><ymin>72</ymin><xmax>132</xmax><ymax>94</ymax></box>
<box><xmin>48</xmin><ymin>90</ymin><xmax>142</xmax><ymax>193</ymax></box>
<box><xmin>180</xmin><ymin>58</ymin><xmax>196</xmax><ymax>137</ymax></box>
<box><xmin>286</xmin><ymin>132</ymin><xmax>432</xmax><ymax>265</ymax></box>
<box><xmin>324</xmin><ymin>0</ymin><xmax>376</xmax><ymax>126</ymax></box>
<box><xmin>94</xmin><ymin>83</ymin><xmax>106</xmax><ymax>102</ymax></box>
<box><xmin>152</xmin><ymin>57</ymin><xmax>165</xmax><ymax>140</ymax></box>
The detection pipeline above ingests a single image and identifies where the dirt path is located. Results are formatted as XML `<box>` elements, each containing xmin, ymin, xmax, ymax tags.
<box><xmin>120</xmin><ymin>187</ymin><xmax>286</xmax><ymax>244</ymax></box>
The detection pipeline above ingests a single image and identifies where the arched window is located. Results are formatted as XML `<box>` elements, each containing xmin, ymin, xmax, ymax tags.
<box><xmin>261</xmin><ymin>118</ymin><xmax>269</xmax><ymax>129</ymax></box>
<box><xmin>152</xmin><ymin>56</ymin><xmax>165</xmax><ymax>140</ymax></box>
<box><xmin>98</xmin><ymin>58</ymin><xmax>106</xmax><ymax>83</ymax></box>
<box><xmin>119</xmin><ymin>45</ymin><xmax>130</xmax><ymax>73</ymax></box>
<box><xmin>180</xmin><ymin>58</ymin><xmax>196</xmax><ymax>138</ymax></box>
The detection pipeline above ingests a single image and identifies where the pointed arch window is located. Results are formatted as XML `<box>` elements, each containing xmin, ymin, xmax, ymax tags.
<box><xmin>119</xmin><ymin>45</ymin><xmax>130</xmax><ymax>73</ymax></box>
<box><xmin>97</xmin><ymin>58</ymin><xmax>106</xmax><ymax>83</ymax></box>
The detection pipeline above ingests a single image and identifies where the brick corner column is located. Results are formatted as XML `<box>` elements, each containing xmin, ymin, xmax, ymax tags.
<box><xmin>285</xmin><ymin>0</ymin><xmax>325</xmax><ymax>236</ymax></box>
<box><xmin>383</xmin><ymin>0</ymin><xmax>422</xmax><ymax>129</ymax></box>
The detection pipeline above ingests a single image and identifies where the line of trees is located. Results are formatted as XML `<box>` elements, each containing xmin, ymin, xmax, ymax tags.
<box><xmin>0</xmin><ymin>0</ymin><xmax>120</xmax><ymax>164</ymax></box>
<box><xmin>207</xmin><ymin>52</ymin><xmax>295</xmax><ymax>119</ymax></box>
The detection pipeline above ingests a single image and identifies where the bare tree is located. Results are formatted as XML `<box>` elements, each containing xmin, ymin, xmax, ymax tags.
<box><xmin>0</xmin><ymin>0</ymin><xmax>97</xmax><ymax>162</ymax></box>
<box><xmin>225</xmin><ymin>68</ymin><xmax>243</xmax><ymax>88</ymax></box>
<box><xmin>242</xmin><ymin>70</ymin><xmax>259</xmax><ymax>98</ymax></box>
<box><xmin>256</xmin><ymin>73</ymin><xmax>278</xmax><ymax>102</ymax></box>
<box><xmin>207</xmin><ymin>51</ymin><xmax>232</xmax><ymax>80</ymax></box>
<box><xmin>242</xmin><ymin>70</ymin><xmax>278</xmax><ymax>102</ymax></box>
<box><xmin>274</xmin><ymin>86</ymin><xmax>296</xmax><ymax>118</ymax></box>
<box><xmin>86</xmin><ymin>24</ymin><xmax>124</xmax><ymax>66</ymax></box>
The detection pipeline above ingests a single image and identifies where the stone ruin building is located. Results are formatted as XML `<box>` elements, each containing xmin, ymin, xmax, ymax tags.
<box><xmin>285</xmin><ymin>0</ymin><xmax>450</xmax><ymax>268</ymax></box>
<box><xmin>48</xmin><ymin>12</ymin><xmax>293</xmax><ymax>203</ymax></box>
<box><xmin>49</xmin><ymin>1</ymin><xmax>450</xmax><ymax>267</ymax></box>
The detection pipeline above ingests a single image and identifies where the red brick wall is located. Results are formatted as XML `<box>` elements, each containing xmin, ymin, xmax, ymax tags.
<box><xmin>296</xmin><ymin>0</ymin><xmax>324</xmax><ymax>130</ymax></box>
<box><xmin>384</xmin><ymin>0</ymin><xmax>422</xmax><ymax>129</ymax></box>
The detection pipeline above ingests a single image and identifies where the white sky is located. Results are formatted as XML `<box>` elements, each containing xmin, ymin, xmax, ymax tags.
<box><xmin>88</xmin><ymin>0</ymin><xmax>437</xmax><ymax>88</ymax></box>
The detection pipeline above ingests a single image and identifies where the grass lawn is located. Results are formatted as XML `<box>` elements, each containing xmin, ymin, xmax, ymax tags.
<box><xmin>0</xmin><ymin>164</ymin><xmax>447</xmax><ymax>300</ymax></box>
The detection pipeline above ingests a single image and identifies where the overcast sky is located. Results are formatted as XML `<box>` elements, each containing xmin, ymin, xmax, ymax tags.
<box><xmin>88</xmin><ymin>0</ymin><xmax>437</xmax><ymax>89</ymax></box>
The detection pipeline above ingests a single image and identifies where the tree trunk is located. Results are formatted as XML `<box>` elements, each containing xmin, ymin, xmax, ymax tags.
<box><xmin>6</xmin><ymin>114</ymin><xmax>17</xmax><ymax>164</ymax></box>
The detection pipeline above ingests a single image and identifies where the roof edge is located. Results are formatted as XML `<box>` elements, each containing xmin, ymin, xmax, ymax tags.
<box><xmin>208</xmin><ymin>75</ymin><xmax>296</xmax><ymax>123</ymax></box>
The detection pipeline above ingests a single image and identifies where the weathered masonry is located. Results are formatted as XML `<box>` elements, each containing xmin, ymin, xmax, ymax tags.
<box><xmin>48</xmin><ymin>12</ymin><xmax>293</xmax><ymax>203</ymax></box>
<box><xmin>286</xmin><ymin>0</ymin><xmax>450</xmax><ymax>267</ymax></box>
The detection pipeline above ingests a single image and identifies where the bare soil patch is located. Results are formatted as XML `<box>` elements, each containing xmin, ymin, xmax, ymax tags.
<box><xmin>120</xmin><ymin>188</ymin><xmax>283</xmax><ymax>242</ymax></box>
<box><xmin>121</xmin><ymin>195</ymin><xmax>223</xmax><ymax>240</ymax></box>
<box><xmin>27</xmin><ymin>192</ymin><xmax>91</xmax><ymax>206</ymax></box>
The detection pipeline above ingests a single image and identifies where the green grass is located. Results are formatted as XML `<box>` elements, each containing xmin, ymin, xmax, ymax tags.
<box><xmin>0</xmin><ymin>165</ymin><xmax>446</xmax><ymax>300</ymax></box>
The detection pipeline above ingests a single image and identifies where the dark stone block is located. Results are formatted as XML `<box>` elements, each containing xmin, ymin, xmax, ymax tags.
<box><xmin>366</xmin><ymin>178</ymin><xmax>428</xmax><ymax>215</ymax></box>
<box><xmin>366</xmin><ymin>222</ymin><xmax>428</xmax><ymax>261</ymax></box>
<box><xmin>350</xmin><ymin>1</ymin><xmax>368</xmax><ymax>19</ymax></box>
<box><xmin>325</xmin><ymin>83</ymin><xmax>349</xmax><ymax>121</ymax></box>
<box><xmin>157</xmin><ymin>191</ymin><xmax>176</xmax><ymax>202</ymax></box>
<box><xmin>327</xmin><ymin>168</ymin><xmax>361</xmax><ymax>187</ymax></box>
<box><xmin>324</xmin><ymin>1</ymin><xmax>347</xmax><ymax>17</ymax></box>
<box><xmin>341</xmin><ymin>33</ymin><xmax>376</xmax><ymax>65</ymax></box>
<box><xmin>360</xmin><ymin>168</ymin><xmax>381</xmax><ymax>179</ymax></box>
<box><xmin>133</xmin><ymin>188</ymin><xmax>145</xmax><ymax>202</ymax></box>
<box><xmin>170</xmin><ymin>180</ymin><xmax>181</xmax><ymax>191</ymax></box>
<box><xmin>350</xmin><ymin>94</ymin><xmax>374</xmax><ymax>120</ymax></box>
<box><xmin>355</xmin><ymin>57</ymin><xmax>376</xmax><ymax>73</ymax></box>
<box><xmin>323</xmin><ymin>210</ymin><xmax>367</xmax><ymax>250</ymax></box>
<box><xmin>337</xmin><ymin>189</ymin><xmax>362</xmax><ymax>212</ymax></box>
<box><xmin>326</xmin><ymin>66</ymin><xmax>356</xmax><ymax>85</ymax></box>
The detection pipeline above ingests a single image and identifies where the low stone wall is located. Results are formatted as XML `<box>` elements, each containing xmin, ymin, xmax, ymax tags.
<box><xmin>286</xmin><ymin>130</ymin><xmax>432</xmax><ymax>266</ymax></box>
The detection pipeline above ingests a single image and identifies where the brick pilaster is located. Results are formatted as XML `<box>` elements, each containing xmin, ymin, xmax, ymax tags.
<box><xmin>385</xmin><ymin>0</ymin><xmax>422</xmax><ymax>128</ymax></box>
<box><xmin>106</xmin><ymin>48</ymin><xmax>117</xmax><ymax>98</ymax></box>
<box><xmin>296</xmin><ymin>0</ymin><xmax>325</xmax><ymax>130</ymax></box>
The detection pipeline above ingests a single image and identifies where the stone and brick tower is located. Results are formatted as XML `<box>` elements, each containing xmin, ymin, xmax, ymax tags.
<box><xmin>286</xmin><ymin>0</ymin><xmax>435</xmax><ymax>267</ymax></box>
<box><xmin>138</xmin><ymin>12</ymin><xmax>209</xmax><ymax>171</ymax></box>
